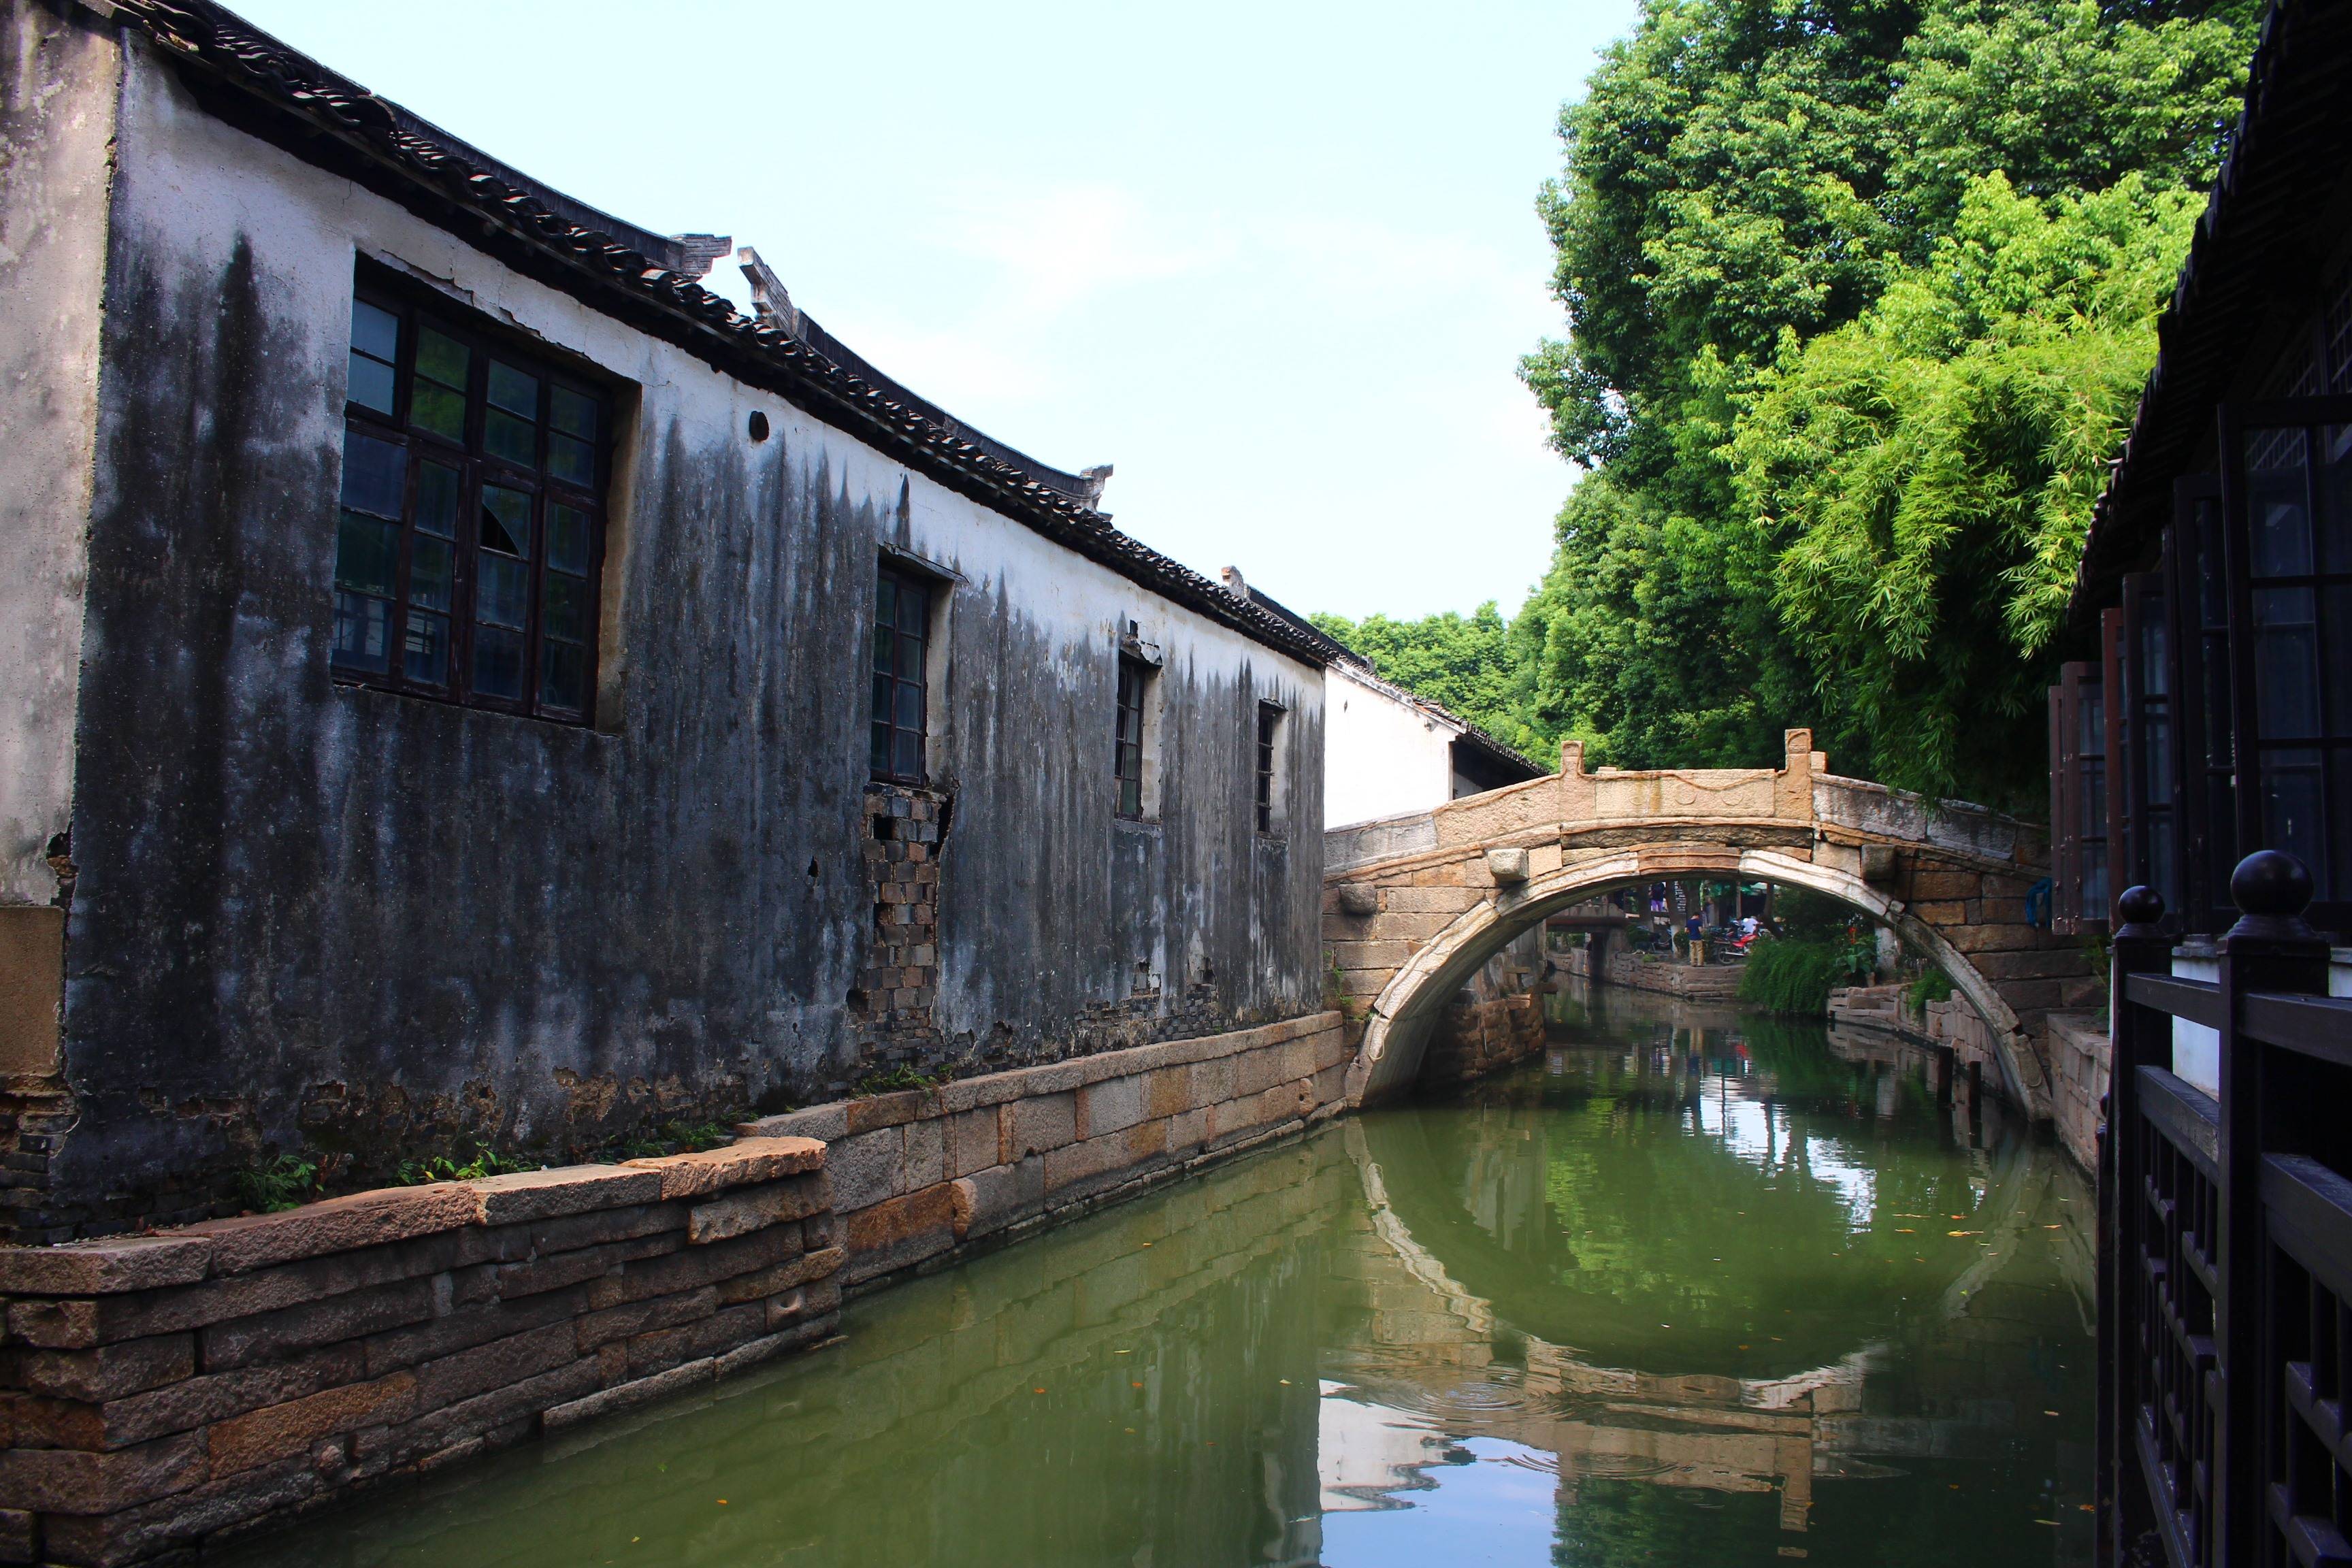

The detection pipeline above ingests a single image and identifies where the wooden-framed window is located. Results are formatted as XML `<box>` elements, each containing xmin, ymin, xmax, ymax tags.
<box><xmin>2217</xmin><ymin>398</ymin><xmax>2352</xmax><ymax>926</ymax></box>
<box><xmin>2170</xmin><ymin>476</ymin><xmax>2237</xmax><ymax>928</ymax></box>
<box><xmin>332</xmin><ymin>281</ymin><xmax>608</xmax><ymax>723</ymax></box>
<box><xmin>1254</xmin><ymin>702</ymin><xmax>1282</xmax><ymax>834</ymax></box>
<box><xmin>2048</xmin><ymin>662</ymin><xmax>2107</xmax><ymax>934</ymax></box>
<box><xmin>870</xmin><ymin>564</ymin><xmax>932</xmax><ymax>784</ymax></box>
<box><xmin>1115</xmin><ymin>656</ymin><xmax>1149</xmax><ymax>819</ymax></box>
<box><xmin>2103</xmin><ymin>581</ymin><xmax>2183</xmax><ymax>926</ymax></box>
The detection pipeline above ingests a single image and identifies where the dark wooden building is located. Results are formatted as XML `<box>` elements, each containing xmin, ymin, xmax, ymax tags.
<box><xmin>2055</xmin><ymin>3</ymin><xmax>2352</xmax><ymax>1565</ymax></box>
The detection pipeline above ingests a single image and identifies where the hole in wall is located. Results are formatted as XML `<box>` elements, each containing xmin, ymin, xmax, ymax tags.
<box><xmin>806</xmin><ymin>858</ymin><xmax>819</xmax><ymax>878</ymax></box>
<box><xmin>747</xmin><ymin>410</ymin><xmax>770</xmax><ymax>442</ymax></box>
<box><xmin>872</xmin><ymin>815</ymin><xmax>894</xmax><ymax>840</ymax></box>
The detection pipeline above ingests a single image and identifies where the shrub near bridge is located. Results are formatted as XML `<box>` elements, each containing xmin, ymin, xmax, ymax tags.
<box><xmin>1738</xmin><ymin>936</ymin><xmax>1861</xmax><ymax>1017</ymax></box>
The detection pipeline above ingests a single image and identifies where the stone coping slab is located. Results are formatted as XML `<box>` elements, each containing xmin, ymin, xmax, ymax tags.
<box><xmin>0</xmin><ymin>1140</ymin><xmax>826</xmax><ymax>1297</ymax></box>
<box><xmin>738</xmin><ymin>1013</ymin><xmax>1343</xmax><ymax>1145</ymax></box>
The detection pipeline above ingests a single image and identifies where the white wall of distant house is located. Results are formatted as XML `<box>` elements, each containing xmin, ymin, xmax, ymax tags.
<box><xmin>1325</xmin><ymin>663</ymin><xmax>1457</xmax><ymax>829</ymax></box>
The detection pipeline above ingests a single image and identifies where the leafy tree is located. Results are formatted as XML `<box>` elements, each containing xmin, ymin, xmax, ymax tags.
<box><xmin>1736</xmin><ymin>171</ymin><xmax>2203</xmax><ymax>798</ymax></box>
<box><xmin>1495</xmin><ymin>0</ymin><xmax>2253</xmax><ymax>804</ymax></box>
<box><xmin>1309</xmin><ymin>604</ymin><xmax>1526</xmax><ymax>744</ymax></box>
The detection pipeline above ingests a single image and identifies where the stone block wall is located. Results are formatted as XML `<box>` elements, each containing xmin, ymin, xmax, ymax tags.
<box><xmin>1826</xmin><ymin>983</ymin><xmax>1913</xmax><ymax>1034</ymax></box>
<box><xmin>745</xmin><ymin>1012</ymin><xmax>1350</xmax><ymax>1288</ymax></box>
<box><xmin>2044</xmin><ymin>1011</ymin><xmax>2110</xmax><ymax>1173</ymax></box>
<box><xmin>1418</xmin><ymin>995</ymin><xmax>1547</xmax><ymax>1088</ymax></box>
<box><xmin>1603</xmin><ymin>949</ymin><xmax>1745</xmax><ymax>1002</ymax></box>
<box><xmin>0</xmin><ymin>1139</ymin><xmax>838</xmax><ymax>1565</ymax></box>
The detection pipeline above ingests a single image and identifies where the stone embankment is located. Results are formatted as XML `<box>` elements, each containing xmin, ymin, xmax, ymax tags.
<box><xmin>1548</xmin><ymin>942</ymin><xmax>1744</xmax><ymax>1002</ymax></box>
<box><xmin>1825</xmin><ymin>984</ymin><xmax>2108</xmax><ymax>1171</ymax></box>
<box><xmin>0</xmin><ymin>1139</ymin><xmax>838</xmax><ymax>1565</ymax></box>
<box><xmin>745</xmin><ymin>1011</ymin><xmax>1351</xmax><ymax>1289</ymax></box>
<box><xmin>0</xmin><ymin>1009</ymin><xmax>1352</xmax><ymax>1562</ymax></box>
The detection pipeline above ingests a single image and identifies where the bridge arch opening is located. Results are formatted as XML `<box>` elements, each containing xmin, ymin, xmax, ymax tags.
<box><xmin>1345</xmin><ymin>849</ymin><xmax>2033</xmax><ymax>1109</ymax></box>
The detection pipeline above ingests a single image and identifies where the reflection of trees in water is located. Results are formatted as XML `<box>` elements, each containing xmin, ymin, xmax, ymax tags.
<box><xmin>1386</xmin><ymin>1011</ymin><xmax>2010</xmax><ymax>1373</ymax></box>
<box><xmin>1548</xmin><ymin>980</ymin><xmax>1940</xmax><ymax>1115</ymax></box>
<box><xmin>1341</xmin><ymin>1039</ymin><xmax>2098</xmax><ymax>1566</ymax></box>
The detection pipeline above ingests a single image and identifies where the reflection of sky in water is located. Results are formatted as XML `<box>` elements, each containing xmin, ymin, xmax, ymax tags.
<box><xmin>1320</xmin><ymin>1405</ymin><xmax>1558</xmax><ymax>1567</ymax></box>
<box><xmin>1690</xmin><ymin>1079</ymin><xmax>1878</xmax><ymax>1229</ymax></box>
<box><xmin>1695</xmin><ymin>1086</ymin><xmax>1774</xmax><ymax>1160</ymax></box>
<box><xmin>1804</xmin><ymin>1134</ymin><xmax>1878</xmax><ymax>1230</ymax></box>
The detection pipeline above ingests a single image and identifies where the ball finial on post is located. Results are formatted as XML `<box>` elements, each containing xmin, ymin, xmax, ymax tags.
<box><xmin>2114</xmin><ymin>885</ymin><xmax>2165</xmax><ymax>936</ymax></box>
<box><xmin>2225</xmin><ymin>849</ymin><xmax>2319</xmax><ymax>945</ymax></box>
<box><xmin>2231</xmin><ymin>849</ymin><xmax>2313</xmax><ymax>916</ymax></box>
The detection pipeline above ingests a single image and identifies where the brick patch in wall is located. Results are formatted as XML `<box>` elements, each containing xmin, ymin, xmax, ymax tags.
<box><xmin>0</xmin><ymin>1139</ymin><xmax>838</xmax><ymax>1565</ymax></box>
<box><xmin>852</xmin><ymin>785</ymin><xmax>947</xmax><ymax>1066</ymax></box>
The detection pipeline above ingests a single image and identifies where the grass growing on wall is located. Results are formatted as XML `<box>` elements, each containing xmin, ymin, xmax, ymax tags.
<box><xmin>1737</xmin><ymin>938</ymin><xmax>1856</xmax><ymax>1017</ymax></box>
<box><xmin>1906</xmin><ymin>966</ymin><xmax>1956</xmax><ymax>1009</ymax></box>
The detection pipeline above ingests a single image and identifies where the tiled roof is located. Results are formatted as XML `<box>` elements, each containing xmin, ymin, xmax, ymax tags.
<box><xmin>2074</xmin><ymin>0</ymin><xmax>2352</xmax><ymax>617</ymax></box>
<box><xmin>106</xmin><ymin>0</ymin><xmax>1336</xmax><ymax>668</ymax></box>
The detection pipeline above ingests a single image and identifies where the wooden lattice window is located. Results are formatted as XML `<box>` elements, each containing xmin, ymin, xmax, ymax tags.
<box><xmin>2049</xmin><ymin>661</ymin><xmax>2108</xmax><ymax>932</ymax></box>
<box><xmin>2219</xmin><ymin>400</ymin><xmax>2352</xmax><ymax>926</ymax></box>
<box><xmin>2170</xmin><ymin>477</ymin><xmax>2238</xmax><ymax>929</ymax></box>
<box><xmin>870</xmin><ymin>565</ymin><xmax>932</xmax><ymax>785</ymax></box>
<box><xmin>333</xmin><ymin>283</ymin><xmax>607</xmax><ymax>723</ymax></box>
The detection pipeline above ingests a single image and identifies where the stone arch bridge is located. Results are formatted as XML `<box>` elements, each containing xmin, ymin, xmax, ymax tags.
<box><xmin>1324</xmin><ymin>730</ymin><xmax>2092</xmax><ymax>1117</ymax></box>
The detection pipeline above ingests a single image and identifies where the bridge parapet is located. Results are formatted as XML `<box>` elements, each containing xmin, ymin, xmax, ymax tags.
<box><xmin>1322</xmin><ymin>730</ymin><xmax>2088</xmax><ymax>1119</ymax></box>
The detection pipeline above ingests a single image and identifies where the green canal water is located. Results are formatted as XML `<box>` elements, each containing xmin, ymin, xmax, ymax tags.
<box><xmin>229</xmin><ymin>985</ymin><xmax>2093</xmax><ymax>1567</ymax></box>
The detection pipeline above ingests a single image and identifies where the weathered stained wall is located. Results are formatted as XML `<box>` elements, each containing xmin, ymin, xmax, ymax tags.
<box><xmin>0</xmin><ymin>0</ymin><xmax>118</xmax><ymax>1252</ymax></box>
<box><xmin>32</xmin><ymin>33</ymin><xmax>1324</xmax><ymax>1235</ymax></box>
<box><xmin>0</xmin><ymin>0</ymin><xmax>112</xmax><ymax>913</ymax></box>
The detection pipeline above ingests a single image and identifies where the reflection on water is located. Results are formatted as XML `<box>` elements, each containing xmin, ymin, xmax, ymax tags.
<box><xmin>230</xmin><ymin>985</ymin><xmax>2091</xmax><ymax>1567</ymax></box>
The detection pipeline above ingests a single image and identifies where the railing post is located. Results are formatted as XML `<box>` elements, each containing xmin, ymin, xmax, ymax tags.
<box><xmin>2214</xmin><ymin>851</ymin><xmax>2328</xmax><ymax>1568</ymax></box>
<box><xmin>2104</xmin><ymin>884</ymin><xmax>2170</xmax><ymax>1567</ymax></box>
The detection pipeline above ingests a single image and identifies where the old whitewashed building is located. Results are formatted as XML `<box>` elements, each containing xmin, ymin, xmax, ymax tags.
<box><xmin>0</xmin><ymin>0</ymin><xmax>1330</xmax><ymax>1237</ymax></box>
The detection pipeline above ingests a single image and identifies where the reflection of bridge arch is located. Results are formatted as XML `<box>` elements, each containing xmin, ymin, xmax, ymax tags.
<box><xmin>1327</xmin><ymin>1072</ymin><xmax>2080</xmax><ymax>1539</ymax></box>
<box><xmin>1325</xmin><ymin>729</ymin><xmax>2089</xmax><ymax>1115</ymax></box>
<box><xmin>1332</xmin><ymin>1120</ymin><xmax>1878</xmax><ymax>1536</ymax></box>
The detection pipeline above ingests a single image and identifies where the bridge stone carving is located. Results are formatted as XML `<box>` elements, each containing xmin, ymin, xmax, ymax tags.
<box><xmin>1323</xmin><ymin>730</ymin><xmax>2091</xmax><ymax>1116</ymax></box>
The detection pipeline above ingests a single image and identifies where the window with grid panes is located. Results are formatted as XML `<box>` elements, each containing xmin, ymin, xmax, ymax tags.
<box><xmin>2125</xmin><ymin>572</ymin><xmax>2180</xmax><ymax>915</ymax></box>
<box><xmin>870</xmin><ymin>566</ymin><xmax>931</xmax><ymax>783</ymax></box>
<box><xmin>1115</xmin><ymin>657</ymin><xmax>1148</xmax><ymax>819</ymax></box>
<box><xmin>2223</xmin><ymin>406</ymin><xmax>2352</xmax><ymax>916</ymax></box>
<box><xmin>2047</xmin><ymin>662</ymin><xmax>2107</xmax><ymax>932</ymax></box>
<box><xmin>2171</xmin><ymin>480</ymin><xmax>2239</xmax><ymax>926</ymax></box>
<box><xmin>333</xmin><ymin>284</ymin><xmax>606</xmax><ymax>721</ymax></box>
<box><xmin>1254</xmin><ymin>703</ymin><xmax>1281</xmax><ymax>834</ymax></box>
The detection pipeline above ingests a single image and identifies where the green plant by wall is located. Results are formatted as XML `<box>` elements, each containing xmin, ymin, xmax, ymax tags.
<box><xmin>1738</xmin><ymin>935</ymin><xmax>1871</xmax><ymax>1016</ymax></box>
<box><xmin>394</xmin><ymin>1147</ymin><xmax>533</xmax><ymax>1186</ymax></box>
<box><xmin>851</xmin><ymin>1063</ymin><xmax>950</xmax><ymax>1098</ymax></box>
<box><xmin>1906</xmin><ymin>966</ymin><xmax>1956</xmax><ymax>1009</ymax></box>
<box><xmin>235</xmin><ymin>1152</ymin><xmax>318</xmax><ymax>1213</ymax></box>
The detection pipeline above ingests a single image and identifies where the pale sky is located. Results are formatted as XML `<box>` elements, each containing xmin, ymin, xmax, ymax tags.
<box><xmin>229</xmin><ymin>1</ymin><xmax>1643</xmax><ymax>621</ymax></box>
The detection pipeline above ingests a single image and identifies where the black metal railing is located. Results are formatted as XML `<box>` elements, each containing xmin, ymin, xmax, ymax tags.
<box><xmin>2102</xmin><ymin>852</ymin><xmax>2352</xmax><ymax>1568</ymax></box>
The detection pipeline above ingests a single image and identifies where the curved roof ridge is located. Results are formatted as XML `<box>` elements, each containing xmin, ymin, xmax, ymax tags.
<box><xmin>108</xmin><ymin>0</ymin><xmax>1335</xmax><ymax>668</ymax></box>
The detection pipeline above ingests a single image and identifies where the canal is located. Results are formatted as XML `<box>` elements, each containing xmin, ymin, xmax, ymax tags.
<box><xmin>227</xmin><ymin>986</ymin><xmax>2093</xmax><ymax>1567</ymax></box>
